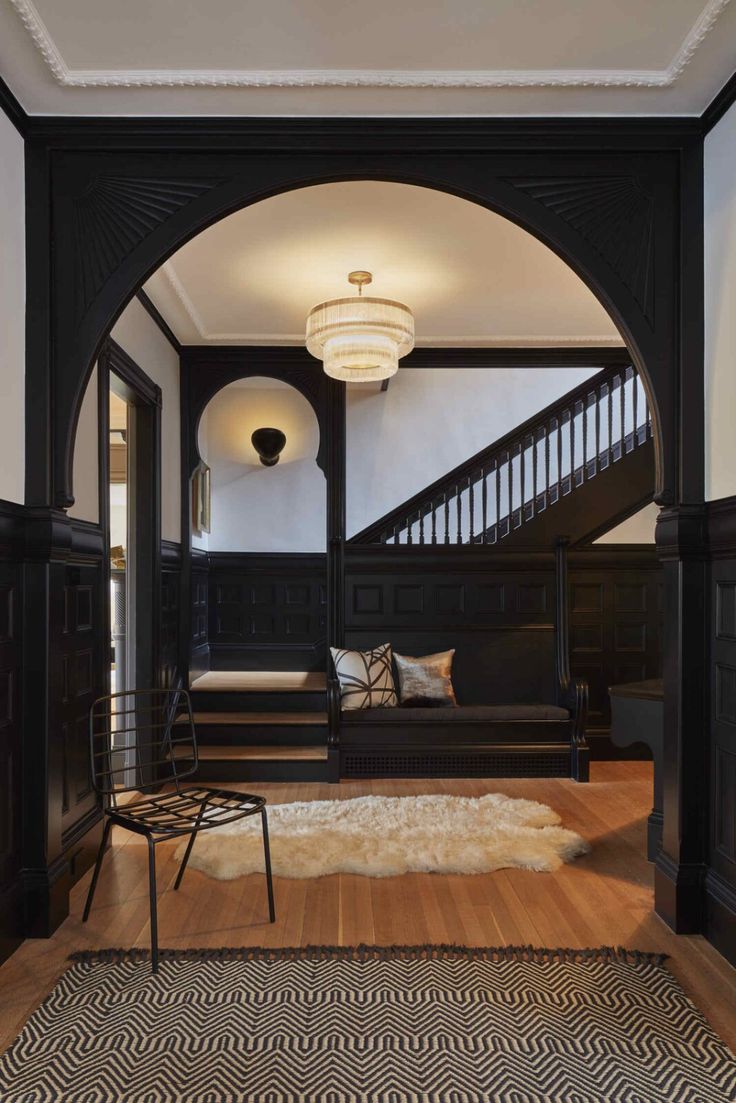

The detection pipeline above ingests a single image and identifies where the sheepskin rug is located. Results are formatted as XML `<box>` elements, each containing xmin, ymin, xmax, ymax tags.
<box><xmin>179</xmin><ymin>793</ymin><xmax>590</xmax><ymax>881</ymax></box>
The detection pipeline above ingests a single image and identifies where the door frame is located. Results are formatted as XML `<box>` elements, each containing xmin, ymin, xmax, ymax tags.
<box><xmin>98</xmin><ymin>339</ymin><xmax>163</xmax><ymax>702</ymax></box>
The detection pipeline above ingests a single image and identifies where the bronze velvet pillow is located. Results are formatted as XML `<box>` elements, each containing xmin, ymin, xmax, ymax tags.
<box><xmin>394</xmin><ymin>649</ymin><xmax>457</xmax><ymax>708</ymax></box>
<box><xmin>330</xmin><ymin>642</ymin><xmax>398</xmax><ymax>710</ymax></box>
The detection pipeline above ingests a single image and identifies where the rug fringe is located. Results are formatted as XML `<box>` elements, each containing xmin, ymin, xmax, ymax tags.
<box><xmin>69</xmin><ymin>943</ymin><xmax>669</xmax><ymax>966</ymax></box>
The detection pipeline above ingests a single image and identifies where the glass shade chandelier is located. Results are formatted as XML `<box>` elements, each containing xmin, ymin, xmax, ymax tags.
<box><xmin>305</xmin><ymin>271</ymin><xmax>414</xmax><ymax>382</ymax></box>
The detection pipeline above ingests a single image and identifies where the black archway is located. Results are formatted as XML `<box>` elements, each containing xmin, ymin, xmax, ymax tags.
<box><xmin>23</xmin><ymin>121</ymin><xmax>705</xmax><ymax>942</ymax></box>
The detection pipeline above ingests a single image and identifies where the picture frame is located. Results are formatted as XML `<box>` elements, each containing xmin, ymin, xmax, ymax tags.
<box><xmin>192</xmin><ymin>461</ymin><xmax>211</xmax><ymax>535</ymax></box>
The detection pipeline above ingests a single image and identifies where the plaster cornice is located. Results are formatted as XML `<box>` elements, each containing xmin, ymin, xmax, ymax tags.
<box><xmin>8</xmin><ymin>0</ymin><xmax>731</xmax><ymax>91</ymax></box>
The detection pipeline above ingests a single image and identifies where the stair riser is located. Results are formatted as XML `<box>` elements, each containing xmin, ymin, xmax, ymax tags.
<box><xmin>190</xmin><ymin>691</ymin><xmax>326</xmax><ymax>712</ymax></box>
<box><xmin>195</xmin><ymin>725</ymin><xmax>328</xmax><ymax>746</ymax></box>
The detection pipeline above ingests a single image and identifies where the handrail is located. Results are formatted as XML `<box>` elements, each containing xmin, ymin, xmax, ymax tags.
<box><xmin>350</xmin><ymin>360</ymin><xmax>651</xmax><ymax>546</ymax></box>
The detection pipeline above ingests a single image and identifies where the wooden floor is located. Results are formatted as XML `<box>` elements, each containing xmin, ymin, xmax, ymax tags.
<box><xmin>1</xmin><ymin>762</ymin><xmax>734</xmax><ymax>1055</ymax></box>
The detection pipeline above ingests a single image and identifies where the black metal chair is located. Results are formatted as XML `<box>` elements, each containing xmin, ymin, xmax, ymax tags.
<box><xmin>83</xmin><ymin>687</ymin><xmax>275</xmax><ymax>972</ymax></box>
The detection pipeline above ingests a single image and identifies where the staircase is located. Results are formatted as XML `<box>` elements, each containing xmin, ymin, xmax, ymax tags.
<box><xmin>351</xmin><ymin>363</ymin><xmax>654</xmax><ymax>547</ymax></box>
<box><xmin>183</xmin><ymin>670</ymin><xmax>336</xmax><ymax>782</ymax></box>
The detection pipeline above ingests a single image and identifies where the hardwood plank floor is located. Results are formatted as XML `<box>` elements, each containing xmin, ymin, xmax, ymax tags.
<box><xmin>0</xmin><ymin>762</ymin><xmax>734</xmax><ymax>1055</ymax></box>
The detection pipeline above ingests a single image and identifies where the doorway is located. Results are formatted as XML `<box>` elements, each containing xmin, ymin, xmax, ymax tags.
<box><xmin>101</xmin><ymin>340</ymin><xmax>163</xmax><ymax>784</ymax></box>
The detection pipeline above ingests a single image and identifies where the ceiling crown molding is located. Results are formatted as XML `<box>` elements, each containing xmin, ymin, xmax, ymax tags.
<box><xmin>9</xmin><ymin>0</ymin><xmax>731</xmax><ymax>91</ymax></box>
<box><xmin>158</xmin><ymin>260</ymin><xmax>623</xmax><ymax>347</ymax></box>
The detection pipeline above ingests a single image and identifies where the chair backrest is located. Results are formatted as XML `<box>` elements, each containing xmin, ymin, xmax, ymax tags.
<box><xmin>89</xmin><ymin>687</ymin><xmax>198</xmax><ymax>803</ymax></box>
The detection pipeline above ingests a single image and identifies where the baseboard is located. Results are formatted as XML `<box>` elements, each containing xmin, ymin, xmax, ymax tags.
<box><xmin>0</xmin><ymin>876</ymin><xmax>24</xmax><ymax>966</ymax></box>
<box><xmin>654</xmin><ymin>851</ymin><xmax>705</xmax><ymax>934</ymax></box>
<box><xmin>704</xmin><ymin>869</ymin><xmax>736</xmax><ymax>967</ymax></box>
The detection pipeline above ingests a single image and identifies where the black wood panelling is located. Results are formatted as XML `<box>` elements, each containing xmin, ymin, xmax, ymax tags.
<box><xmin>0</xmin><ymin>536</ymin><xmax>22</xmax><ymax>957</ymax></box>
<box><xmin>569</xmin><ymin>563</ymin><xmax>663</xmax><ymax>728</ymax></box>
<box><xmin>160</xmin><ymin>541</ymin><xmax>181</xmax><ymax>690</ymax></box>
<box><xmin>208</xmin><ymin>553</ymin><xmax>326</xmax><ymax>672</ymax></box>
<box><xmin>54</xmin><ymin>563</ymin><xmax>105</xmax><ymax>846</ymax></box>
<box><xmin>345</xmin><ymin>548</ymin><xmax>558</xmax><ymax>707</ymax></box>
<box><xmin>345</xmin><ymin>545</ymin><xmax>662</xmax><ymax>721</ymax></box>
<box><xmin>702</xmin><ymin>497</ymin><xmax>736</xmax><ymax>964</ymax></box>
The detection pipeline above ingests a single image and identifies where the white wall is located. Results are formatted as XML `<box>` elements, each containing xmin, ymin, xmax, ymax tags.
<box><xmin>346</xmin><ymin>367</ymin><xmax>599</xmax><ymax>537</ymax></box>
<box><xmin>68</xmin><ymin>365</ymin><xmax>99</xmax><ymax>522</ymax></box>
<box><xmin>112</xmin><ymin>298</ymin><xmax>181</xmax><ymax>541</ymax></box>
<box><xmin>594</xmin><ymin>501</ymin><xmax>658</xmax><ymax>544</ymax></box>
<box><xmin>68</xmin><ymin>298</ymin><xmax>181</xmax><ymax>537</ymax></box>
<box><xmin>0</xmin><ymin>112</ymin><xmax>25</xmax><ymax>504</ymax></box>
<box><xmin>202</xmin><ymin>379</ymin><xmax>326</xmax><ymax>553</ymax></box>
<box><xmin>705</xmin><ymin>100</ymin><xmax>736</xmax><ymax>502</ymax></box>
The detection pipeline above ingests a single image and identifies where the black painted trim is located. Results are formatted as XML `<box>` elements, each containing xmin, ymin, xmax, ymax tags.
<box><xmin>702</xmin><ymin>69</ymin><xmax>736</xmax><ymax>135</ymax></box>
<box><xmin>136</xmin><ymin>290</ymin><xmax>182</xmax><ymax>355</ymax></box>
<box><xmin>0</xmin><ymin>74</ymin><xmax>27</xmax><ymax>137</ymax></box>
<box><xmin>107</xmin><ymin>338</ymin><xmax>162</xmax><ymax>408</ymax></box>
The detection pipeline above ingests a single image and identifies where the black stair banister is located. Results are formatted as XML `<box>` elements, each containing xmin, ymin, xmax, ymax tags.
<box><xmin>350</xmin><ymin>361</ymin><xmax>652</xmax><ymax>546</ymax></box>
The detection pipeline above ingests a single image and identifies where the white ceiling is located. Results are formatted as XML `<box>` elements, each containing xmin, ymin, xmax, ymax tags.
<box><xmin>142</xmin><ymin>181</ymin><xmax>622</xmax><ymax>346</ymax></box>
<box><xmin>1</xmin><ymin>0</ymin><xmax>734</xmax><ymax>116</ymax></box>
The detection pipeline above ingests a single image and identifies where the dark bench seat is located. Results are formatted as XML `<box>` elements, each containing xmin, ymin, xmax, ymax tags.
<box><xmin>329</xmin><ymin>542</ymin><xmax>589</xmax><ymax>782</ymax></box>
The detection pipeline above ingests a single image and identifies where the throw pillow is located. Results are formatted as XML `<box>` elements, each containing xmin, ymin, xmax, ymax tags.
<box><xmin>394</xmin><ymin>648</ymin><xmax>457</xmax><ymax>707</ymax></box>
<box><xmin>330</xmin><ymin>642</ymin><xmax>398</xmax><ymax>710</ymax></box>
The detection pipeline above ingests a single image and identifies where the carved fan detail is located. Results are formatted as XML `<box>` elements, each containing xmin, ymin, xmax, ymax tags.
<box><xmin>505</xmin><ymin>176</ymin><xmax>654</xmax><ymax>322</ymax></box>
<box><xmin>72</xmin><ymin>176</ymin><xmax>224</xmax><ymax>312</ymax></box>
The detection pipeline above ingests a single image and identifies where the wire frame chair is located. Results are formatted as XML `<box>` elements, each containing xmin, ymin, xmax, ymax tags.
<box><xmin>83</xmin><ymin>688</ymin><xmax>275</xmax><ymax>972</ymax></box>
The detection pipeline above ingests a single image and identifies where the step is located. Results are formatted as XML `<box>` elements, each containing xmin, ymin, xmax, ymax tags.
<box><xmin>190</xmin><ymin>671</ymin><xmax>327</xmax><ymax>713</ymax></box>
<box><xmin>182</xmin><ymin>711</ymin><xmax>329</xmax><ymax>747</ymax></box>
<box><xmin>173</xmin><ymin>743</ymin><xmax>335</xmax><ymax>783</ymax></box>
<box><xmin>190</xmin><ymin>671</ymin><xmax>326</xmax><ymax>692</ymax></box>
<box><xmin>194</xmin><ymin>745</ymin><xmax>328</xmax><ymax>762</ymax></box>
<box><xmin>186</xmin><ymin>712</ymin><xmax>327</xmax><ymax>725</ymax></box>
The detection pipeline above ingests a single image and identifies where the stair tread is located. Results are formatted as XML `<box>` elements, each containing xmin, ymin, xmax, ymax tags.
<box><xmin>181</xmin><ymin>712</ymin><xmax>327</xmax><ymax>725</ymax></box>
<box><xmin>190</xmin><ymin>671</ymin><xmax>326</xmax><ymax>693</ymax></box>
<box><xmin>182</xmin><ymin>744</ymin><xmax>329</xmax><ymax>762</ymax></box>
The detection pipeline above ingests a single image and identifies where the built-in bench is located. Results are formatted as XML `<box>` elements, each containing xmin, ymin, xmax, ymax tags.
<box><xmin>329</xmin><ymin>542</ymin><xmax>589</xmax><ymax>781</ymax></box>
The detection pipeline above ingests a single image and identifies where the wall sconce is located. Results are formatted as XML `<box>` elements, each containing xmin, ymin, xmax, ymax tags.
<box><xmin>251</xmin><ymin>427</ymin><xmax>286</xmax><ymax>467</ymax></box>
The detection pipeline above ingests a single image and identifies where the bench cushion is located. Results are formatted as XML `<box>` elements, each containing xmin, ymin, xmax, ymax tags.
<box><xmin>343</xmin><ymin>704</ymin><xmax>570</xmax><ymax>722</ymax></box>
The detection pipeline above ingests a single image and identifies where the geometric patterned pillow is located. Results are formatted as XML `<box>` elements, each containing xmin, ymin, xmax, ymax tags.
<box><xmin>329</xmin><ymin>642</ymin><xmax>398</xmax><ymax>710</ymax></box>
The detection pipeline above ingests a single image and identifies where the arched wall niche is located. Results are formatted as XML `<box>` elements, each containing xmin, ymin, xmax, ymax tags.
<box><xmin>45</xmin><ymin>155</ymin><xmax>677</xmax><ymax>515</ymax></box>
<box><xmin>195</xmin><ymin>375</ymin><xmax>326</xmax><ymax>554</ymax></box>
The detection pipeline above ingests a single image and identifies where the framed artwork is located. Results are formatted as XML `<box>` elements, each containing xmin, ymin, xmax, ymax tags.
<box><xmin>192</xmin><ymin>461</ymin><xmax>211</xmax><ymax>535</ymax></box>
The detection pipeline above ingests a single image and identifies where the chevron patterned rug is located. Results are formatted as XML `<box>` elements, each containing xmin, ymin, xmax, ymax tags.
<box><xmin>0</xmin><ymin>946</ymin><xmax>734</xmax><ymax>1103</ymax></box>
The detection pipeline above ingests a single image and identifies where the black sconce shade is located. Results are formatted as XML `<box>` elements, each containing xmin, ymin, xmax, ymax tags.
<box><xmin>251</xmin><ymin>427</ymin><xmax>286</xmax><ymax>467</ymax></box>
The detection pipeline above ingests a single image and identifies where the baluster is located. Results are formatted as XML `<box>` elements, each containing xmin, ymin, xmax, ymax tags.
<box><xmin>418</xmin><ymin>505</ymin><xmax>424</xmax><ymax>545</ymax></box>
<box><xmin>507</xmin><ymin>448</ymin><xmax>513</xmax><ymax>531</ymax></box>
<box><xmin>393</xmin><ymin>523</ymin><xmax>400</xmax><ymax>545</ymax></box>
<box><xmin>556</xmin><ymin>415</ymin><xmax>563</xmax><ymax>500</ymax></box>
<box><xmin>431</xmin><ymin>498</ymin><xmax>437</xmax><ymax>544</ymax></box>
<box><xmin>406</xmin><ymin>512</ymin><xmax>413</xmax><ymax>545</ymax></box>
<box><xmin>594</xmin><ymin>389</ymin><xmax>600</xmax><ymax>476</ymax></box>
<box><xmin>482</xmin><ymin>466</ymin><xmax>488</xmax><ymax>544</ymax></box>
<box><xmin>532</xmin><ymin>432</ymin><xmax>538</xmax><ymax>517</ymax></box>
<box><xmin>607</xmin><ymin>380</ymin><xmax>613</xmax><ymax>467</ymax></box>
<box><xmin>520</xmin><ymin>440</ymin><xmax>527</xmax><ymax>525</ymax></box>
<box><xmin>633</xmin><ymin>371</ymin><xmax>639</xmax><ymax>445</ymax></box>
<box><xmin>581</xmin><ymin>397</ymin><xmax>588</xmax><ymax>482</ymax></box>
<box><xmin>570</xmin><ymin>405</ymin><xmax>576</xmax><ymax>489</ymax></box>
<box><xmin>495</xmin><ymin>459</ymin><xmax>501</xmax><ymax>542</ymax></box>
<box><xmin>543</xmin><ymin>427</ymin><xmax>549</xmax><ymax>510</ymax></box>
<box><xmin>468</xmin><ymin>476</ymin><xmax>475</xmax><ymax>542</ymax></box>
<box><xmin>620</xmin><ymin>370</ymin><xmax>627</xmax><ymax>456</ymax></box>
<box><xmin>444</xmin><ymin>491</ymin><xmax>450</xmax><ymax>544</ymax></box>
<box><xmin>456</xmin><ymin>483</ymin><xmax>462</xmax><ymax>543</ymax></box>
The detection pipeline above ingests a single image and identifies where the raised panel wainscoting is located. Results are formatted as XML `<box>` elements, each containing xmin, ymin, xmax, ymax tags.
<box><xmin>705</xmin><ymin>495</ymin><xmax>736</xmax><ymax>963</ymax></box>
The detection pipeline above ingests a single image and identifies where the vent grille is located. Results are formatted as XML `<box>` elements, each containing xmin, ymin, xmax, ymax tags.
<box><xmin>341</xmin><ymin>752</ymin><xmax>570</xmax><ymax>779</ymax></box>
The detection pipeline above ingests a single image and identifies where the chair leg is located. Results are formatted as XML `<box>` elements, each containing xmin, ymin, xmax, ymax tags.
<box><xmin>82</xmin><ymin>817</ymin><xmax>113</xmax><ymax>923</ymax></box>
<box><xmin>147</xmin><ymin>836</ymin><xmax>159</xmax><ymax>974</ymax></box>
<box><xmin>174</xmin><ymin>804</ymin><xmax>206</xmax><ymax>891</ymax></box>
<box><xmin>261</xmin><ymin>808</ymin><xmax>276</xmax><ymax>923</ymax></box>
